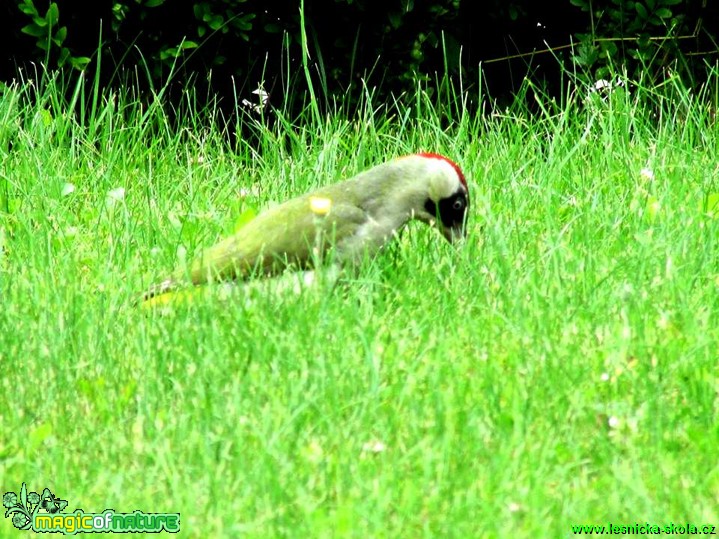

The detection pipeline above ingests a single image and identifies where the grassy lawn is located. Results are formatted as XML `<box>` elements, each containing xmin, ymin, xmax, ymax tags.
<box><xmin>1</xmin><ymin>68</ymin><xmax>718</xmax><ymax>537</ymax></box>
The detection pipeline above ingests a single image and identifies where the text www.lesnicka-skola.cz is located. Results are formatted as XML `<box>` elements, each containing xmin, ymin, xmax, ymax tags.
<box><xmin>571</xmin><ymin>523</ymin><xmax>717</xmax><ymax>535</ymax></box>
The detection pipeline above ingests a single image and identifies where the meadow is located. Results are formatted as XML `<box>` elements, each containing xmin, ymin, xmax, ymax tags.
<box><xmin>1</xmin><ymin>65</ymin><xmax>718</xmax><ymax>537</ymax></box>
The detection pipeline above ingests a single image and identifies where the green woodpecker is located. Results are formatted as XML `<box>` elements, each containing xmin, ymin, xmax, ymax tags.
<box><xmin>142</xmin><ymin>153</ymin><xmax>469</xmax><ymax>301</ymax></box>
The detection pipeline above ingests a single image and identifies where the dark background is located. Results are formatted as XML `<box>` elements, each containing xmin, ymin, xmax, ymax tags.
<box><xmin>0</xmin><ymin>0</ymin><xmax>716</xmax><ymax>117</ymax></box>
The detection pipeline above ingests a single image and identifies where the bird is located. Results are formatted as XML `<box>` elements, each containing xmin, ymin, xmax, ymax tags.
<box><xmin>140</xmin><ymin>152</ymin><xmax>469</xmax><ymax>304</ymax></box>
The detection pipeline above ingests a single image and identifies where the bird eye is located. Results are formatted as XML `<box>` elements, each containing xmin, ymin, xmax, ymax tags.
<box><xmin>453</xmin><ymin>198</ymin><xmax>465</xmax><ymax>211</ymax></box>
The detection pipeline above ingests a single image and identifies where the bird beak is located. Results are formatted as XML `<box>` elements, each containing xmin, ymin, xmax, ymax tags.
<box><xmin>441</xmin><ymin>223</ymin><xmax>467</xmax><ymax>244</ymax></box>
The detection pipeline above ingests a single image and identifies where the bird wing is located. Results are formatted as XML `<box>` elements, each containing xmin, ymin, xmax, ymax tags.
<box><xmin>189</xmin><ymin>197</ymin><xmax>368</xmax><ymax>282</ymax></box>
<box><xmin>140</xmin><ymin>190</ymin><xmax>370</xmax><ymax>302</ymax></box>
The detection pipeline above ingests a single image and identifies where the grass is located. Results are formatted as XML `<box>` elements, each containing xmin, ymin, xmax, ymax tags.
<box><xmin>1</xmin><ymin>63</ymin><xmax>718</xmax><ymax>538</ymax></box>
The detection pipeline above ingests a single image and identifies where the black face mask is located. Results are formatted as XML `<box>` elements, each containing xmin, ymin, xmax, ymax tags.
<box><xmin>425</xmin><ymin>190</ymin><xmax>468</xmax><ymax>230</ymax></box>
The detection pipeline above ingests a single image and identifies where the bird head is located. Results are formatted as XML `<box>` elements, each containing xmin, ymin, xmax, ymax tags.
<box><xmin>413</xmin><ymin>153</ymin><xmax>470</xmax><ymax>243</ymax></box>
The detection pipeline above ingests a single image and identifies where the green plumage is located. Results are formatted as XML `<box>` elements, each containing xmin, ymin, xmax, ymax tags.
<box><xmin>186</xmin><ymin>193</ymin><xmax>367</xmax><ymax>283</ymax></box>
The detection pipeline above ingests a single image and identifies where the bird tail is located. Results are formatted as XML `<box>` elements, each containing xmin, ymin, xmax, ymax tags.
<box><xmin>137</xmin><ymin>278</ymin><xmax>183</xmax><ymax>309</ymax></box>
<box><xmin>138</xmin><ymin>271</ymin><xmax>238</xmax><ymax>309</ymax></box>
<box><xmin>140</xmin><ymin>286</ymin><xmax>203</xmax><ymax>309</ymax></box>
